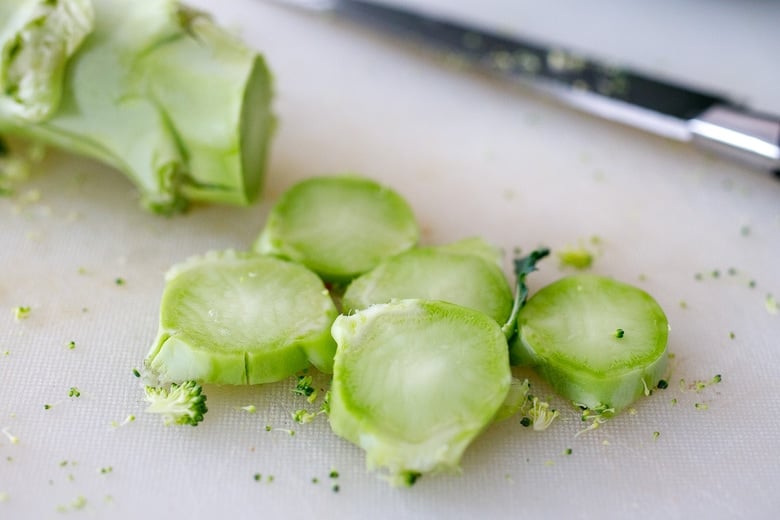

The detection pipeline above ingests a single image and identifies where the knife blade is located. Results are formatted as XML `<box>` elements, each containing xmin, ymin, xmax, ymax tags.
<box><xmin>271</xmin><ymin>0</ymin><xmax>780</xmax><ymax>175</ymax></box>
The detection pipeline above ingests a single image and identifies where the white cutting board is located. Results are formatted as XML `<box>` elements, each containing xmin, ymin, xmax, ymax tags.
<box><xmin>2</xmin><ymin>1</ymin><xmax>779</xmax><ymax>518</ymax></box>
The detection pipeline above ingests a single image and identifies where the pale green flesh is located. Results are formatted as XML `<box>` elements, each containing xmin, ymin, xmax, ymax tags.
<box><xmin>146</xmin><ymin>251</ymin><xmax>338</xmax><ymax>384</ymax></box>
<box><xmin>434</xmin><ymin>236</ymin><xmax>504</xmax><ymax>266</ymax></box>
<box><xmin>255</xmin><ymin>175</ymin><xmax>419</xmax><ymax>282</ymax></box>
<box><xmin>342</xmin><ymin>243</ymin><xmax>513</xmax><ymax>324</ymax></box>
<box><xmin>513</xmin><ymin>274</ymin><xmax>669</xmax><ymax>411</ymax></box>
<box><xmin>329</xmin><ymin>300</ymin><xmax>511</xmax><ymax>480</ymax></box>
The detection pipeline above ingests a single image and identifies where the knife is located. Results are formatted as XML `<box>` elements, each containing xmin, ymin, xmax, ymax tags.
<box><xmin>271</xmin><ymin>0</ymin><xmax>780</xmax><ymax>175</ymax></box>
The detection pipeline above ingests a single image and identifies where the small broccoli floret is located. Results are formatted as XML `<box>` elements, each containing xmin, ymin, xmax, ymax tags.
<box><xmin>144</xmin><ymin>381</ymin><xmax>207</xmax><ymax>426</ymax></box>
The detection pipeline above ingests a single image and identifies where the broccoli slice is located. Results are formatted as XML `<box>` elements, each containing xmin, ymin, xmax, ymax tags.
<box><xmin>0</xmin><ymin>0</ymin><xmax>274</xmax><ymax>213</ymax></box>
<box><xmin>512</xmin><ymin>274</ymin><xmax>669</xmax><ymax>413</ymax></box>
<box><xmin>145</xmin><ymin>250</ymin><xmax>338</xmax><ymax>384</ymax></box>
<box><xmin>144</xmin><ymin>380</ymin><xmax>208</xmax><ymax>426</ymax></box>
<box><xmin>342</xmin><ymin>237</ymin><xmax>514</xmax><ymax>324</ymax></box>
<box><xmin>328</xmin><ymin>299</ymin><xmax>511</xmax><ymax>486</ymax></box>
<box><xmin>254</xmin><ymin>175</ymin><xmax>419</xmax><ymax>282</ymax></box>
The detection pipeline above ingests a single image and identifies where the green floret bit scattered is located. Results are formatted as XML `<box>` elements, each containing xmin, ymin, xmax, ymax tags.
<box><xmin>557</xmin><ymin>246</ymin><xmax>594</xmax><ymax>270</ymax></box>
<box><xmin>501</xmin><ymin>247</ymin><xmax>550</xmax><ymax>342</ymax></box>
<box><xmin>0</xmin><ymin>0</ymin><xmax>275</xmax><ymax>214</ymax></box>
<box><xmin>523</xmin><ymin>396</ymin><xmax>559</xmax><ymax>431</ymax></box>
<box><xmin>386</xmin><ymin>470</ymin><xmax>422</xmax><ymax>488</ymax></box>
<box><xmin>144</xmin><ymin>380</ymin><xmax>208</xmax><ymax>426</ymax></box>
<box><xmin>576</xmin><ymin>404</ymin><xmax>615</xmax><ymax>436</ymax></box>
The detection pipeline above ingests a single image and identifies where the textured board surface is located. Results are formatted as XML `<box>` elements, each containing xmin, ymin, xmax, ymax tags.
<box><xmin>1</xmin><ymin>1</ymin><xmax>779</xmax><ymax>518</ymax></box>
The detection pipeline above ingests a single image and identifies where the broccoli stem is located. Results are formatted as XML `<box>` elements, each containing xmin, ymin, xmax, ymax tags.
<box><xmin>0</xmin><ymin>0</ymin><xmax>274</xmax><ymax>213</ymax></box>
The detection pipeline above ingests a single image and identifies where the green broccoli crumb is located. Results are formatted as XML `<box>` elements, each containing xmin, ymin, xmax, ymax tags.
<box><xmin>729</xmin><ymin>332</ymin><xmax>735</xmax><ymax>340</ymax></box>
<box><xmin>576</xmin><ymin>405</ymin><xmax>614</xmax><ymax>436</ymax></box>
<box><xmin>143</xmin><ymin>381</ymin><xmax>207</xmax><ymax>426</ymax></box>
<box><xmin>656</xmin><ymin>379</ymin><xmax>669</xmax><ymax>390</ymax></box>
<box><xmin>517</xmin><ymin>396</ymin><xmax>559</xmax><ymax>431</ymax></box>
<box><xmin>332</xmin><ymin>484</ymin><xmax>340</xmax><ymax>493</ymax></box>
<box><xmin>1</xmin><ymin>427</ymin><xmax>19</xmax><ymax>444</ymax></box>
<box><xmin>68</xmin><ymin>387</ymin><xmax>81</xmax><ymax>398</ymax></box>
<box><xmin>292</xmin><ymin>409</ymin><xmax>316</xmax><ymax>424</ymax></box>
<box><xmin>691</xmin><ymin>374</ymin><xmax>722</xmax><ymax>392</ymax></box>
<box><xmin>13</xmin><ymin>306</ymin><xmax>31</xmax><ymax>321</ymax></box>
<box><xmin>132</xmin><ymin>368</ymin><xmax>141</xmax><ymax>378</ymax></box>
<box><xmin>67</xmin><ymin>341</ymin><xmax>76</xmax><ymax>350</ymax></box>
<box><xmin>58</xmin><ymin>495</ymin><xmax>87</xmax><ymax>511</ymax></box>
<box><xmin>765</xmin><ymin>294</ymin><xmax>778</xmax><ymax>315</ymax></box>
<box><xmin>253</xmin><ymin>473</ymin><xmax>261</xmax><ymax>481</ymax></box>
<box><xmin>98</xmin><ymin>466</ymin><xmax>113</xmax><ymax>474</ymax></box>
<box><xmin>329</xmin><ymin>470</ymin><xmax>339</xmax><ymax>479</ymax></box>
<box><xmin>557</xmin><ymin>246</ymin><xmax>594</xmax><ymax>270</ymax></box>
<box><xmin>564</xmin><ymin>448</ymin><xmax>573</xmax><ymax>455</ymax></box>
<box><xmin>653</xmin><ymin>431</ymin><xmax>660</xmax><ymax>440</ymax></box>
<box><xmin>240</xmin><ymin>405</ymin><xmax>257</xmax><ymax>414</ymax></box>
<box><xmin>292</xmin><ymin>375</ymin><xmax>317</xmax><ymax>402</ymax></box>
<box><xmin>403</xmin><ymin>471</ymin><xmax>422</xmax><ymax>486</ymax></box>
<box><xmin>694</xmin><ymin>402</ymin><xmax>709</xmax><ymax>411</ymax></box>
<box><xmin>110</xmin><ymin>414</ymin><xmax>136</xmax><ymax>428</ymax></box>
<box><xmin>614</xmin><ymin>328</ymin><xmax>625</xmax><ymax>338</ymax></box>
<box><xmin>114</xmin><ymin>278</ymin><xmax>125</xmax><ymax>286</ymax></box>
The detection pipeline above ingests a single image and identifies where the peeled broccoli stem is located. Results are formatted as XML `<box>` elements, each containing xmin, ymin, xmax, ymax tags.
<box><xmin>0</xmin><ymin>0</ymin><xmax>274</xmax><ymax>213</ymax></box>
<box><xmin>0</xmin><ymin>0</ymin><xmax>94</xmax><ymax>122</ymax></box>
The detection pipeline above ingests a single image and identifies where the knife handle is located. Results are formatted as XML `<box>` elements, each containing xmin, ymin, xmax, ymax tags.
<box><xmin>689</xmin><ymin>105</ymin><xmax>780</xmax><ymax>174</ymax></box>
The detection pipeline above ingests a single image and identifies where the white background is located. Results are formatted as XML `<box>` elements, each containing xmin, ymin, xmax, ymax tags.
<box><xmin>1</xmin><ymin>1</ymin><xmax>779</xmax><ymax>518</ymax></box>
